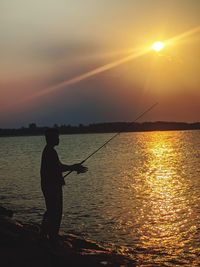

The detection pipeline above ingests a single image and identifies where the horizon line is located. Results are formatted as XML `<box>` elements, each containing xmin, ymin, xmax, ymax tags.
<box><xmin>1</xmin><ymin>120</ymin><xmax>200</xmax><ymax>130</ymax></box>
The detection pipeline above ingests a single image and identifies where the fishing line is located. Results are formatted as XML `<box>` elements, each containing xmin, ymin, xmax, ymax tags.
<box><xmin>63</xmin><ymin>102</ymin><xmax>158</xmax><ymax>178</ymax></box>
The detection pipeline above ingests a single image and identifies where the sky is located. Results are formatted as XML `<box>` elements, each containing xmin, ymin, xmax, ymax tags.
<box><xmin>0</xmin><ymin>0</ymin><xmax>200</xmax><ymax>127</ymax></box>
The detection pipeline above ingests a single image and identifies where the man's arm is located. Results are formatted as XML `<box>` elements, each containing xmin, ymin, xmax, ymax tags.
<box><xmin>59</xmin><ymin>162</ymin><xmax>88</xmax><ymax>174</ymax></box>
<box><xmin>59</xmin><ymin>163</ymin><xmax>75</xmax><ymax>172</ymax></box>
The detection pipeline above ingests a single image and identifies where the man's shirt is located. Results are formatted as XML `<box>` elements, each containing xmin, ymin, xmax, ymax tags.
<box><xmin>40</xmin><ymin>145</ymin><xmax>63</xmax><ymax>191</ymax></box>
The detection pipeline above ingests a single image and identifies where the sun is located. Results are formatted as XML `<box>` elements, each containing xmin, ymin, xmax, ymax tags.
<box><xmin>151</xmin><ymin>41</ymin><xmax>165</xmax><ymax>52</ymax></box>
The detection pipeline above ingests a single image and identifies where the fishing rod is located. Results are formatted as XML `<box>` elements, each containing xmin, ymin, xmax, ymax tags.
<box><xmin>63</xmin><ymin>102</ymin><xmax>158</xmax><ymax>178</ymax></box>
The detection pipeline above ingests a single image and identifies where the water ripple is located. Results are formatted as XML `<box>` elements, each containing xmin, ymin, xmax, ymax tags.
<box><xmin>0</xmin><ymin>131</ymin><xmax>200</xmax><ymax>266</ymax></box>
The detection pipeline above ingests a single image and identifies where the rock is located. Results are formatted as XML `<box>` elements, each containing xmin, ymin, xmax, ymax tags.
<box><xmin>0</xmin><ymin>207</ymin><xmax>135</xmax><ymax>266</ymax></box>
<box><xmin>0</xmin><ymin>206</ymin><xmax>13</xmax><ymax>218</ymax></box>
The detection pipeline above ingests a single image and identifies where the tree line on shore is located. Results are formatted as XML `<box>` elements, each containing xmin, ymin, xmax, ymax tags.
<box><xmin>0</xmin><ymin>121</ymin><xmax>200</xmax><ymax>137</ymax></box>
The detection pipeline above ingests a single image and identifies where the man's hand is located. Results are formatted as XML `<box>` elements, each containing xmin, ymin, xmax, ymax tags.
<box><xmin>73</xmin><ymin>163</ymin><xmax>88</xmax><ymax>174</ymax></box>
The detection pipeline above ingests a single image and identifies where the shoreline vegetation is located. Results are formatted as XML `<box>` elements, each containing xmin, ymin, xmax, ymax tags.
<box><xmin>0</xmin><ymin>121</ymin><xmax>200</xmax><ymax>137</ymax></box>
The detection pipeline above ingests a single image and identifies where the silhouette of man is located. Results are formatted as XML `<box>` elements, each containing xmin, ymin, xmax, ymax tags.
<box><xmin>40</xmin><ymin>128</ymin><xmax>87</xmax><ymax>245</ymax></box>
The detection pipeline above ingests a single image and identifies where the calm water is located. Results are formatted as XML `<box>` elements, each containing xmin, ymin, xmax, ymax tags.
<box><xmin>0</xmin><ymin>131</ymin><xmax>200</xmax><ymax>266</ymax></box>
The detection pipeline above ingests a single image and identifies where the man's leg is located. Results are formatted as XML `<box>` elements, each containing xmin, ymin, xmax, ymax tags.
<box><xmin>46</xmin><ymin>188</ymin><xmax>63</xmax><ymax>243</ymax></box>
<box><xmin>40</xmin><ymin>211</ymin><xmax>48</xmax><ymax>239</ymax></box>
<box><xmin>54</xmin><ymin>188</ymin><xmax>63</xmax><ymax>237</ymax></box>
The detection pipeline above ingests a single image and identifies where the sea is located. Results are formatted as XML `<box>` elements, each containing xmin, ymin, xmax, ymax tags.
<box><xmin>0</xmin><ymin>130</ymin><xmax>200</xmax><ymax>266</ymax></box>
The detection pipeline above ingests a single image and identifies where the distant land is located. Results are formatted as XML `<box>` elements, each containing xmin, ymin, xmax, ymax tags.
<box><xmin>0</xmin><ymin>122</ymin><xmax>200</xmax><ymax>137</ymax></box>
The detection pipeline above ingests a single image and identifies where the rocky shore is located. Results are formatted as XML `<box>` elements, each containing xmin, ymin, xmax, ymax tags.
<box><xmin>0</xmin><ymin>206</ymin><xmax>135</xmax><ymax>267</ymax></box>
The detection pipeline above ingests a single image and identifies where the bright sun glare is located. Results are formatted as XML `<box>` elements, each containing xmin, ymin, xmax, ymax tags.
<box><xmin>151</xmin><ymin>41</ymin><xmax>165</xmax><ymax>52</ymax></box>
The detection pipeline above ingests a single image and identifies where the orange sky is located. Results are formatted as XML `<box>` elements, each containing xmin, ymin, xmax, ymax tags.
<box><xmin>0</xmin><ymin>0</ymin><xmax>200</xmax><ymax>127</ymax></box>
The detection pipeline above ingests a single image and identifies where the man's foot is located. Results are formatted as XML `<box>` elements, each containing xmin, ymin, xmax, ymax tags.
<box><xmin>37</xmin><ymin>231</ymin><xmax>49</xmax><ymax>246</ymax></box>
<box><xmin>48</xmin><ymin>238</ymin><xmax>67</xmax><ymax>254</ymax></box>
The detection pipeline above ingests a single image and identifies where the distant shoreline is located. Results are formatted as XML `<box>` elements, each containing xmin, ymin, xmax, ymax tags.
<box><xmin>0</xmin><ymin>121</ymin><xmax>200</xmax><ymax>137</ymax></box>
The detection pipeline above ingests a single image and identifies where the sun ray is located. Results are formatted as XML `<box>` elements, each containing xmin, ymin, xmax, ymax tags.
<box><xmin>32</xmin><ymin>25</ymin><xmax>200</xmax><ymax>100</ymax></box>
<box><xmin>166</xmin><ymin>25</ymin><xmax>200</xmax><ymax>45</ymax></box>
<box><xmin>13</xmin><ymin>47</ymin><xmax>149</xmax><ymax>106</ymax></box>
<box><xmin>6</xmin><ymin>25</ymin><xmax>200</xmax><ymax>111</ymax></box>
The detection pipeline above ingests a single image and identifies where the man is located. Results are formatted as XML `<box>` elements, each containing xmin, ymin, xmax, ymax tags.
<box><xmin>40</xmin><ymin>128</ymin><xmax>87</xmax><ymax>245</ymax></box>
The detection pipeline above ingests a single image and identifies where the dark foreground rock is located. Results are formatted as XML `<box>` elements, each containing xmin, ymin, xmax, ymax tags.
<box><xmin>0</xmin><ymin>206</ymin><xmax>135</xmax><ymax>267</ymax></box>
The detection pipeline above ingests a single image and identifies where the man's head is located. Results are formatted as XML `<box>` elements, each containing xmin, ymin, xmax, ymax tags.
<box><xmin>45</xmin><ymin>128</ymin><xmax>59</xmax><ymax>146</ymax></box>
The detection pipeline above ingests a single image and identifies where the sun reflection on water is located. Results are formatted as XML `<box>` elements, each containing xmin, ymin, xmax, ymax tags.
<box><xmin>133</xmin><ymin>132</ymin><xmax>199</xmax><ymax>266</ymax></box>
